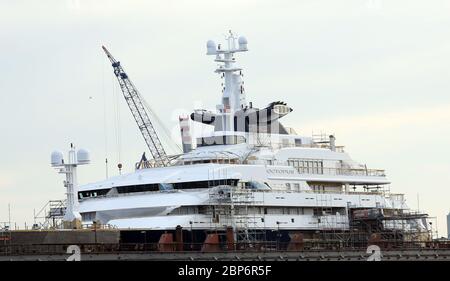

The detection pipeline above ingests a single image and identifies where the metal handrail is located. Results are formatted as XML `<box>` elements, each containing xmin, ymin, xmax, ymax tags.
<box><xmin>135</xmin><ymin>157</ymin><xmax>386</xmax><ymax>178</ymax></box>
<box><xmin>78</xmin><ymin>187</ymin><xmax>389</xmax><ymax>204</ymax></box>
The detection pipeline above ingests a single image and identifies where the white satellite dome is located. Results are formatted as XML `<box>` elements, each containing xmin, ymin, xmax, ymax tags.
<box><xmin>238</xmin><ymin>36</ymin><xmax>247</xmax><ymax>44</ymax></box>
<box><xmin>206</xmin><ymin>40</ymin><xmax>217</xmax><ymax>55</ymax></box>
<box><xmin>77</xmin><ymin>148</ymin><xmax>90</xmax><ymax>164</ymax></box>
<box><xmin>238</xmin><ymin>36</ymin><xmax>248</xmax><ymax>51</ymax></box>
<box><xmin>51</xmin><ymin>151</ymin><xmax>64</xmax><ymax>166</ymax></box>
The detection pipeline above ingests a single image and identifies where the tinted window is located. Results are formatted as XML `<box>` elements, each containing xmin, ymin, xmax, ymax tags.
<box><xmin>78</xmin><ymin>188</ymin><xmax>110</xmax><ymax>199</ymax></box>
<box><xmin>173</xmin><ymin>179</ymin><xmax>238</xmax><ymax>190</ymax></box>
<box><xmin>116</xmin><ymin>184</ymin><xmax>159</xmax><ymax>194</ymax></box>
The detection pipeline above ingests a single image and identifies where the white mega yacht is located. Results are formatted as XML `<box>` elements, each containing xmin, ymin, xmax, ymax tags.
<box><xmin>56</xmin><ymin>32</ymin><xmax>429</xmax><ymax>244</ymax></box>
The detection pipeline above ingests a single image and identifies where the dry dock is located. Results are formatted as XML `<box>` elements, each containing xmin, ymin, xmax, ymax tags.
<box><xmin>2</xmin><ymin>247</ymin><xmax>450</xmax><ymax>261</ymax></box>
<box><xmin>1</xmin><ymin>229</ymin><xmax>449</xmax><ymax>261</ymax></box>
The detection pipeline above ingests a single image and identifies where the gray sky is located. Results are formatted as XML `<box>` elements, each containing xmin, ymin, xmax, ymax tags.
<box><xmin>1</xmin><ymin>0</ymin><xmax>449</xmax><ymax>236</ymax></box>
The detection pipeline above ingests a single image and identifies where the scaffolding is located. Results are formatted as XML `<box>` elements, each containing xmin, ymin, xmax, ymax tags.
<box><xmin>230</xmin><ymin>187</ymin><xmax>265</xmax><ymax>243</ymax></box>
<box><xmin>312</xmin><ymin>131</ymin><xmax>330</xmax><ymax>144</ymax></box>
<box><xmin>207</xmin><ymin>167</ymin><xmax>265</xmax><ymax>244</ymax></box>
<box><xmin>210</xmin><ymin>185</ymin><xmax>266</xmax><ymax>243</ymax></box>
<box><xmin>0</xmin><ymin>222</ymin><xmax>11</xmax><ymax>256</ymax></box>
<box><xmin>33</xmin><ymin>200</ymin><xmax>66</xmax><ymax>229</ymax></box>
<box><xmin>343</xmin><ymin>206</ymin><xmax>432</xmax><ymax>248</ymax></box>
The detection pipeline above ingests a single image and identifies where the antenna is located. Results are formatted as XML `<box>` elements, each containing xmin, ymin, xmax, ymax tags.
<box><xmin>417</xmin><ymin>193</ymin><xmax>420</xmax><ymax>212</ymax></box>
<box><xmin>206</xmin><ymin>31</ymin><xmax>249</xmax><ymax>114</ymax></box>
<box><xmin>50</xmin><ymin>144</ymin><xmax>90</xmax><ymax>229</ymax></box>
<box><xmin>8</xmin><ymin>203</ymin><xmax>11</xmax><ymax>228</ymax></box>
<box><xmin>105</xmin><ymin>158</ymin><xmax>109</xmax><ymax>179</ymax></box>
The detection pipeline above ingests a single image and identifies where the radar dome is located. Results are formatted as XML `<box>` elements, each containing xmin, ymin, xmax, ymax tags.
<box><xmin>77</xmin><ymin>148</ymin><xmax>90</xmax><ymax>164</ymax></box>
<box><xmin>206</xmin><ymin>40</ymin><xmax>217</xmax><ymax>55</ymax></box>
<box><xmin>51</xmin><ymin>151</ymin><xmax>64</xmax><ymax>166</ymax></box>
<box><xmin>238</xmin><ymin>36</ymin><xmax>248</xmax><ymax>51</ymax></box>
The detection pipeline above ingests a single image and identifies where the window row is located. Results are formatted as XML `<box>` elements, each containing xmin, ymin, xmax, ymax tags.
<box><xmin>170</xmin><ymin>206</ymin><xmax>310</xmax><ymax>216</ymax></box>
<box><xmin>287</xmin><ymin>159</ymin><xmax>324</xmax><ymax>174</ymax></box>
<box><xmin>78</xmin><ymin>179</ymin><xmax>240</xmax><ymax>199</ymax></box>
<box><xmin>78</xmin><ymin>188</ymin><xmax>110</xmax><ymax>199</ymax></box>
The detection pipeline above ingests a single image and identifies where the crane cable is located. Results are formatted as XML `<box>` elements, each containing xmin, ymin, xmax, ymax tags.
<box><xmin>141</xmin><ymin>94</ymin><xmax>182</xmax><ymax>154</ymax></box>
<box><xmin>102</xmin><ymin>57</ymin><xmax>109</xmax><ymax>179</ymax></box>
<box><xmin>112</xmin><ymin>74</ymin><xmax>123</xmax><ymax>173</ymax></box>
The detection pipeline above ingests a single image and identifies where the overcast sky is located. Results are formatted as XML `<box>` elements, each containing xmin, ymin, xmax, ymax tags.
<box><xmin>0</xmin><ymin>0</ymin><xmax>449</xmax><ymax>236</ymax></box>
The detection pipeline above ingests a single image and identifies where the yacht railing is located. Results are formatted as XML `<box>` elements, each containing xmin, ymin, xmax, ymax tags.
<box><xmin>269</xmin><ymin>142</ymin><xmax>346</xmax><ymax>152</ymax></box>
<box><xmin>78</xmin><ymin>185</ymin><xmax>390</xmax><ymax>203</ymax></box>
<box><xmin>292</xmin><ymin>166</ymin><xmax>385</xmax><ymax>177</ymax></box>
<box><xmin>246</xmin><ymin>159</ymin><xmax>386</xmax><ymax>177</ymax></box>
<box><xmin>135</xmin><ymin>157</ymin><xmax>386</xmax><ymax>177</ymax></box>
<box><xmin>250</xmin><ymin>189</ymin><xmax>386</xmax><ymax>196</ymax></box>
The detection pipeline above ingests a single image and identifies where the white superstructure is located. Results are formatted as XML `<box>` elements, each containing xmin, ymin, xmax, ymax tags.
<box><xmin>72</xmin><ymin>32</ymin><xmax>428</xmax><ymax>240</ymax></box>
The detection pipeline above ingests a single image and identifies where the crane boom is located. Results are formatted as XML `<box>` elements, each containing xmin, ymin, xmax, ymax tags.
<box><xmin>102</xmin><ymin>46</ymin><xmax>170</xmax><ymax>167</ymax></box>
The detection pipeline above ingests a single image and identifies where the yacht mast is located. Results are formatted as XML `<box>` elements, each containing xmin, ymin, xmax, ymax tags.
<box><xmin>207</xmin><ymin>31</ymin><xmax>249</xmax><ymax>131</ymax></box>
